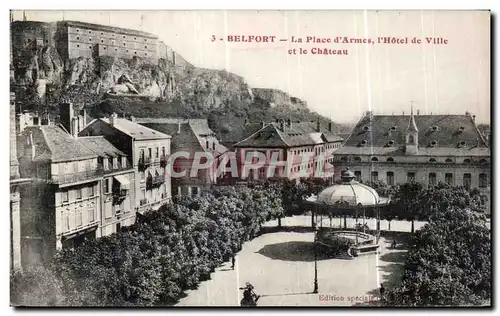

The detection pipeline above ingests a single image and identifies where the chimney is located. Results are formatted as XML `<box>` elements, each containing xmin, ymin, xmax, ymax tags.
<box><xmin>279</xmin><ymin>119</ymin><xmax>285</xmax><ymax>131</ymax></box>
<box><xmin>316</xmin><ymin>118</ymin><xmax>321</xmax><ymax>132</ymax></box>
<box><xmin>472</xmin><ymin>115</ymin><xmax>476</xmax><ymax>122</ymax></box>
<box><xmin>177</xmin><ymin>121</ymin><xmax>181</xmax><ymax>134</ymax></box>
<box><xmin>261</xmin><ymin>121</ymin><xmax>266</xmax><ymax>128</ymax></box>
<box><xmin>287</xmin><ymin>118</ymin><xmax>292</xmax><ymax>128</ymax></box>
<box><xmin>82</xmin><ymin>108</ymin><xmax>87</xmax><ymax>127</ymax></box>
<box><xmin>110</xmin><ymin>112</ymin><xmax>118</xmax><ymax>126</ymax></box>
<box><xmin>328</xmin><ymin>122</ymin><xmax>333</xmax><ymax>132</ymax></box>
<box><xmin>71</xmin><ymin>118</ymin><xmax>78</xmax><ymax>138</ymax></box>
<box><xmin>59</xmin><ymin>103</ymin><xmax>74</xmax><ymax>135</ymax></box>
<box><xmin>28</xmin><ymin>131</ymin><xmax>35</xmax><ymax>160</ymax></box>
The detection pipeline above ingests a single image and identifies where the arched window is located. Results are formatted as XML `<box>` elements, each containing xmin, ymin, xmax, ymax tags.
<box><xmin>479</xmin><ymin>159</ymin><xmax>487</xmax><ymax>164</ymax></box>
<box><xmin>387</xmin><ymin>157</ymin><xmax>395</xmax><ymax>162</ymax></box>
<box><xmin>340</xmin><ymin>157</ymin><xmax>348</xmax><ymax>162</ymax></box>
<box><xmin>371</xmin><ymin>157</ymin><xmax>379</xmax><ymax>162</ymax></box>
<box><xmin>429</xmin><ymin>158</ymin><xmax>436</xmax><ymax>163</ymax></box>
<box><xmin>463</xmin><ymin>159</ymin><xmax>471</xmax><ymax>164</ymax></box>
<box><xmin>354</xmin><ymin>157</ymin><xmax>362</xmax><ymax>162</ymax></box>
<box><xmin>445</xmin><ymin>158</ymin><xmax>453</xmax><ymax>163</ymax></box>
<box><xmin>408</xmin><ymin>135</ymin><xmax>414</xmax><ymax>144</ymax></box>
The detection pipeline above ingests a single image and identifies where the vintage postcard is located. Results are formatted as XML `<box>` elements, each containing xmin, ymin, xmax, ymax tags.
<box><xmin>9</xmin><ymin>10</ymin><xmax>491</xmax><ymax>307</ymax></box>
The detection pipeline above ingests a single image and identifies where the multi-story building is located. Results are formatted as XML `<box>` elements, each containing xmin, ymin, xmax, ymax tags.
<box><xmin>10</xmin><ymin>92</ymin><xmax>31</xmax><ymax>273</ymax></box>
<box><xmin>233</xmin><ymin>119</ymin><xmax>344</xmax><ymax>182</ymax></box>
<box><xmin>17</xmin><ymin>121</ymin><xmax>135</xmax><ymax>267</ymax></box>
<box><xmin>134</xmin><ymin>118</ymin><xmax>228</xmax><ymax>197</ymax></box>
<box><xmin>11</xmin><ymin>19</ymin><xmax>191</xmax><ymax>67</ymax></box>
<box><xmin>80</xmin><ymin>114</ymin><xmax>172</xmax><ymax>212</ymax></box>
<box><xmin>334</xmin><ymin>110</ymin><xmax>491</xmax><ymax>213</ymax></box>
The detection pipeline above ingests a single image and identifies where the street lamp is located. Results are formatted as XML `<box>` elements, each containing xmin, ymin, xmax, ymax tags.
<box><xmin>313</xmin><ymin>226</ymin><xmax>319</xmax><ymax>294</ymax></box>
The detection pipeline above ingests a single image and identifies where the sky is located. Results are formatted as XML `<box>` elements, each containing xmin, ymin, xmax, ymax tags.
<box><xmin>12</xmin><ymin>10</ymin><xmax>491</xmax><ymax>123</ymax></box>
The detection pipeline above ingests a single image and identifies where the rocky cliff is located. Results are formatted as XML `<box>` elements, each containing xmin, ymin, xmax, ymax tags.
<box><xmin>12</xmin><ymin>40</ymin><xmax>343</xmax><ymax>139</ymax></box>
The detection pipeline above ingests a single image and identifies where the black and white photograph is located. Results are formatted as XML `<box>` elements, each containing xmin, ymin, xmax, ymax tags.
<box><xmin>7</xmin><ymin>8</ymin><xmax>491</xmax><ymax>308</ymax></box>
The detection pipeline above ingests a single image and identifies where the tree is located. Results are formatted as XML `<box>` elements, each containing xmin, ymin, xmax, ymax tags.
<box><xmin>393</xmin><ymin>182</ymin><xmax>423</xmax><ymax>233</ymax></box>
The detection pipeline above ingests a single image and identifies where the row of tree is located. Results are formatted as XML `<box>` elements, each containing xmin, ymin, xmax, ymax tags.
<box><xmin>11</xmin><ymin>183</ymin><xmax>283</xmax><ymax>306</ymax></box>
<box><xmin>384</xmin><ymin>205</ymin><xmax>491</xmax><ymax>306</ymax></box>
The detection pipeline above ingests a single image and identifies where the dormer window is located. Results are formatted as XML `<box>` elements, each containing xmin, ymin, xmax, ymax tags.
<box><xmin>457</xmin><ymin>141</ymin><xmax>467</xmax><ymax>148</ymax></box>
<box><xmin>390</xmin><ymin>126</ymin><xmax>397</xmax><ymax>131</ymax></box>
<box><xmin>340</xmin><ymin>157</ymin><xmax>348</xmax><ymax>162</ymax></box>
<box><xmin>429</xmin><ymin>158</ymin><xmax>436</xmax><ymax>163</ymax></box>
<box><xmin>429</xmin><ymin>140</ymin><xmax>438</xmax><ymax>147</ymax></box>
<box><xmin>363</xmin><ymin>126</ymin><xmax>371</xmax><ymax>132</ymax></box>
<box><xmin>371</xmin><ymin>157</ymin><xmax>379</xmax><ymax>162</ymax></box>
<box><xmin>445</xmin><ymin>158</ymin><xmax>453</xmax><ymax>163</ymax></box>
<box><xmin>358</xmin><ymin>139</ymin><xmax>368</xmax><ymax>147</ymax></box>
<box><xmin>458</xmin><ymin>126</ymin><xmax>466</xmax><ymax>132</ymax></box>
<box><xmin>387</xmin><ymin>140</ymin><xmax>395</xmax><ymax>147</ymax></box>
<box><xmin>430</xmin><ymin>125</ymin><xmax>439</xmax><ymax>132</ymax></box>
<box><xmin>387</xmin><ymin>157</ymin><xmax>394</xmax><ymax>162</ymax></box>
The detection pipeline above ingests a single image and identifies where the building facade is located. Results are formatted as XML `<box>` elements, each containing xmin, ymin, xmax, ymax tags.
<box><xmin>135</xmin><ymin>118</ymin><xmax>228</xmax><ymax>197</ymax></box>
<box><xmin>233</xmin><ymin>119</ymin><xmax>344</xmax><ymax>182</ymax></box>
<box><xmin>79</xmin><ymin>114</ymin><xmax>172</xmax><ymax>212</ymax></box>
<box><xmin>17</xmin><ymin>122</ymin><xmax>136</xmax><ymax>267</ymax></box>
<box><xmin>334</xmin><ymin>110</ymin><xmax>491</xmax><ymax>213</ymax></box>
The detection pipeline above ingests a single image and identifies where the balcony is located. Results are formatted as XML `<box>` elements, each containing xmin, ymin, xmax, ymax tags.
<box><xmin>138</xmin><ymin>157</ymin><xmax>152</xmax><ymax>171</ymax></box>
<box><xmin>51</xmin><ymin>166</ymin><xmax>105</xmax><ymax>185</ymax></box>
<box><xmin>112</xmin><ymin>189</ymin><xmax>128</xmax><ymax>205</ymax></box>
<box><xmin>140</xmin><ymin>198</ymin><xmax>148</xmax><ymax>206</ymax></box>
<box><xmin>147</xmin><ymin>175</ymin><xmax>165</xmax><ymax>190</ymax></box>
<box><xmin>161</xmin><ymin>192</ymin><xmax>169</xmax><ymax>199</ymax></box>
<box><xmin>160</xmin><ymin>154</ymin><xmax>168</xmax><ymax>168</ymax></box>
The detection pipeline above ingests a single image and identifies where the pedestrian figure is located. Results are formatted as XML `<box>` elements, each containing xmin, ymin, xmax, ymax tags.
<box><xmin>231</xmin><ymin>256</ymin><xmax>235</xmax><ymax>270</ymax></box>
<box><xmin>380</xmin><ymin>283</ymin><xmax>386</xmax><ymax>301</ymax></box>
<box><xmin>391</xmin><ymin>238</ymin><xmax>397</xmax><ymax>249</ymax></box>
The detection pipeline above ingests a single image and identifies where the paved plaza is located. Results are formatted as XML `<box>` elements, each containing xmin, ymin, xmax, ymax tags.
<box><xmin>176</xmin><ymin>229</ymin><xmax>407</xmax><ymax>306</ymax></box>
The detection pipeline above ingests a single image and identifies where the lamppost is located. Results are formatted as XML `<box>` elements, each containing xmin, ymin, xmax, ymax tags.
<box><xmin>313</xmin><ymin>226</ymin><xmax>319</xmax><ymax>294</ymax></box>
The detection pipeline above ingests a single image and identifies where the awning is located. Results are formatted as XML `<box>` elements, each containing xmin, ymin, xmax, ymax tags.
<box><xmin>114</xmin><ymin>175</ymin><xmax>130</xmax><ymax>190</ymax></box>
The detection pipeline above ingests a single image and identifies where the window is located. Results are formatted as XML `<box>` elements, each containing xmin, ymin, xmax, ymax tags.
<box><xmin>77</xmin><ymin>29</ymin><xmax>80</xmax><ymax>32</ymax></box>
<box><xmin>89</xmin><ymin>185</ymin><xmax>94</xmax><ymax>197</ymax></box>
<box><xmin>445</xmin><ymin>173</ymin><xmax>453</xmax><ymax>185</ymax></box>
<box><xmin>62</xmin><ymin>191</ymin><xmax>69</xmax><ymax>203</ymax></box>
<box><xmin>76</xmin><ymin>188</ymin><xmax>82</xmax><ymax>200</ymax></box>
<box><xmin>429</xmin><ymin>173</ymin><xmax>436</xmax><ymax>186</ymax></box>
<box><xmin>387</xmin><ymin>157</ymin><xmax>394</xmax><ymax>162</ymax></box>
<box><xmin>463</xmin><ymin>159</ymin><xmax>471</xmax><ymax>164</ymax></box>
<box><xmin>354</xmin><ymin>171</ymin><xmax>362</xmax><ymax>182</ymax></box>
<box><xmin>101</xmin><ymin>32</ymin><xmax>103</xmax><ymax>35</ymax></box>
<box><xmin>341</xmin><ymin>157</ymin><xmax>348</xmax><ymax>162</ymax></box>
<box><xmin>76</xmin><ymin>210</ymin><xmax>82</xmax><ymax>227</ymax></box>
<box><xmin>104</xmin><ymin>178</ymin><xmax>111</xmax><ymax>193</ymax></box>
<box><xmin>354</xmin><ymin>157</ymin><xmax>362</xmax><ymax>162</ymax></box>
<box><xmin>88</xmin><ymin>209</ymin><xmax>94</xmax><ymax>222</ymax></box>
<box><xmin>77</xmin><ymin>36</ymin><xmax>80</xmax><ymax>40</ymax></box>
<box><xmin>155</xmin><ymin>147</ymin><xmax>159</xmax><ymax>158</ymax></box>
<box><xmin>479</xmin><ymin>159</ymin><xmax>487</xmax><ymax>164</ymax></box>
<box><xmin>371</xmin><ymin>157</ymin><xmax>379</xmax><ymax>162</ymax></box>
<box><xmin>212</xmin><ymin>142</ymin><xmax>216</xmax><ymax>150</ymax></box>
<box><xmin>89</xmin><ymin>30</ymin><xmax>92</xmax><ymax>34</ymax></box>
<box><xmin>77</xmin><ymin>44</ymin><xmax>80</xmax><ymax>48</ymax></box>
<box><xmin>206</xmin><ymin>141</ymin><xmax>209</xmax><ymax>149</ymax></box>
<box><xmin>407</xmin><ymin>172</ymin><xmax>416</xmax><ymax>182</ymax></box>
<box><xmin>445</xmin><ymin>158</ymin><xmax>453</xmax><ymax>163</ymax></box>
<box><xmin>479</xmin><ymin>173</ymin><xmax>488</xmax><ymax>188</ymax></box>
<box><xmin>116</xmin><ymin>222</ymin><xmax>121</xmax><ymax>233</ymax></box>
<box><xmin>371</xmin><ymin>171</ymin><xmax>379</xmax><ymax>182</ymax></box>
<box><xmin>387</xmin><ymin>172</ymin><xmax>394</xmax><ymax>185</ymax></box>
<box><xmin>192</xmin><ymin>187</ymin><xmax>199</xmax><ymax>196</ymax></box>
<box><xmin>63</xmin><ymin>214</ymin><xmax>69</xmax><ymax>231</ymax></box>
<box><xmin>463</xmin><ymin>173</ymin><xmax>472</xmax><ymax>188</ymax></box>
<box><xmin>101</xmin><ymin>39</ymin><xmax>103</xmax><ymax>43</ymax></box>
<box><xmin>89</xmin><ymin>37</ymin><xmax>92</xmax><ymax>41</ymax></box>
<box><xmin>408</xmin><ymin>135</ymin><xmax>414</xmax><ymax>144</ymax></box>
<box><xmin>429</xmin><ymin>158</ymin><xmax>436</xmax><ymax>163</ymax></box>
<box><xmin>162</xmin><ymin>147</ymin><xmax>166</xmax><ymax>156</ymax></box>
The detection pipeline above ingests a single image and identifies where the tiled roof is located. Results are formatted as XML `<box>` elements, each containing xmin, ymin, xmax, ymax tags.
<box><xmin>234</xmin><ymin>122</ymin><xmax>344</xmax><ymax>148</ymax></box>
<box><xmin>78</xmin><ymin>136</ymin><xmax>127</xmax><ymax>158</ymax></box>
<box><xmin>338</xmin><ymin>113</ymin><xmax>490</xmax><ymax>157</ymax></box>
<box><xmin>28</xmin><ymin>125</ymin><xmax>98</xmax><ymax>163</ymax></box>
<box><xmin>137</xmin><ymin>118</ymin><xmax>228</xmax><ymax>155</ymax></box>
<box><xmin>99</xmin><ymin>118</ymin><xmax>171</xmax><ymax>140</ymax></box>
